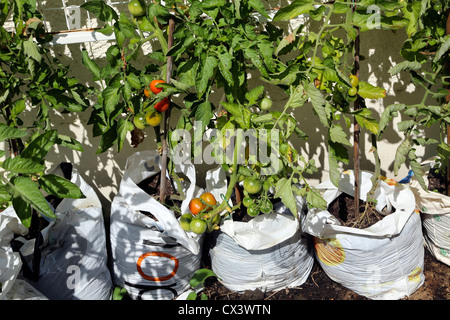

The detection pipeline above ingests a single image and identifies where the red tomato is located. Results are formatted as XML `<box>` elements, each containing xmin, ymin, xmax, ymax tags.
<box><xmin>153</xmin><ymin>97</ymin><xmax>170</xmax><ymax>112</ymax></box>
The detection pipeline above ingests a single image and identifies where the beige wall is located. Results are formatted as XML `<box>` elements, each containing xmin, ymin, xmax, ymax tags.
<box><xmin>35</xmin><ymin>1</ymin><xmax>439</xmax><ymax>207</ymax></box>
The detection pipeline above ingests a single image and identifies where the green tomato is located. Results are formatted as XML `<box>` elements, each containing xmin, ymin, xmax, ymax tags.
<box><xmin>242</xmin><ymin>196</ymin><xmax>254</xmax><ymax>208</ymax></box>
<box><xmin>128</xmin><ymin>0</ymin><xmax>146</xmax><ymax>17</ymax></box>
<box><xmin>247</xmin><ymin>203</ymin><xmax>260</xmax><ymax>217</ymax></box>
<box><xmin>260</xmin><ymin>97</ymin><xmax>273</xmax><ymax>111</ymax></box>
<box><xmin>133</xmin><ymin>113</ymin><xmax>147</xmax><ymax>130</ymax></box>
<box><xmin>260</xmin><ymin>199</ymin><xmax>273</xmax><ymax>214</ymax></box>
<box><xmin>263</xmin><ymin>180</ymin><xmax>272</xmax><ymax>192</ymax></box>
<box><xmin>243</xmin><ymin>177</ymin><xmax>262</xmax><ymax>195</ymax></box>
<box><xmin>350</xmin><ymin>75</ymin><xmax>359</xmax><ymax>88</ymax></box>
<box><xmin>348</xmin><ymin>86</ymin><xmax>357</xmax><ymax>97</ymax></box>
<box><xmin>180</xmin><ymin>213</ymin><xmax>193</xmax><ymax>231</ymax></box>
<box><xmin>190</xmin><ymin>218</ymin><xmax>207</xmax><ymax>234</ymax></box>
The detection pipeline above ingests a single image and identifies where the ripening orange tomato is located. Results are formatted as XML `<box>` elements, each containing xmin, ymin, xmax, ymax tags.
<box><xmin>189</xmin><ymin>198</ymin><xmax>206</xmax><ymax>215</ymax></box>
<box><xmin>150</xmin><ymin>79</ymin><xmax>165</xmax><ymax>94</ymax></box>
<box><xmin>200</xmin><ymin>192</ymin><xmax>216</xmax><ymax>210</ymax></box>
<box><xmin>144</xmin><ymin>85</ymin><xmax>152</xmax><ymax>98</ymax></box>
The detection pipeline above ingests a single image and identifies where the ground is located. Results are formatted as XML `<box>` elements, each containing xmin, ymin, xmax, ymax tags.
<box><xmin>201</xmin><ymin>247</ymin><xmax>450</xmax><ymax>300</ymax></box>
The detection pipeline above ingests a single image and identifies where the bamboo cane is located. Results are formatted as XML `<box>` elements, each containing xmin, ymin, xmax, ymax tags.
<box><xmin>159</xmin><ymin>17</ymin><xmax>175</xmax><ymax>204</ymax></box>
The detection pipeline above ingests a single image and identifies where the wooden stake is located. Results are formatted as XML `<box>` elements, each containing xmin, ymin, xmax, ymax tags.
<box><xmin>159</xmin><ymin>17</ymin><xmax>175</xmax><ymax>204</ymax></box>
<box><xmin>353</xmin><ymin>2</ymin><xmax>361</xmax><ymax>216</ymax></box>
<box><xmin>445</xmin><ymin>10</ymin><xmax>450</xmax><ymax>196</ymax></box>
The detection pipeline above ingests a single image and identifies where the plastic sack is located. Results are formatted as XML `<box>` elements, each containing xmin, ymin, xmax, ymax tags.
<box><xmin>209</xmin><ymin>195</ymin><xmax>314</xmax><ymax>293</ymax></box>
<box><xmin>10</xmin><ymin>163</ymin><xmax>113</xmax><ymax>300</ymax></box>
<box><xmin>304</xmin><ymin>170</ymin><xmax>425</xmax><ymax>300</ymax></box>
<box><xmin>409</xmin><ymin>173</ymin><xmax>450</xmax><ymax>266</ymax></box>
<box><xmin>110</xmin><ymin>151</ymin><xmax>203</xmax><ymax>300</ymax></box>
<box><xmin>1</xmin><ymin>278</ymin><xmax>47</xmax><ymax>300</ymax></box>
<box><xmin>0</xmin><ymin>205</ymin><xmax>28</xmax><ymax>300</ymax></box>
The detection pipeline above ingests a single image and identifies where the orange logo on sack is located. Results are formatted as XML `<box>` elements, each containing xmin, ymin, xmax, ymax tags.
<box><xmin>314</xmin><ymin>237</ymin><xmax>345</xmax><ymax>267</ymax></box>
<box><xmin>137</xmin><ymin>252</ymin><xmax>179</xmax><ymax>282</ymax></box>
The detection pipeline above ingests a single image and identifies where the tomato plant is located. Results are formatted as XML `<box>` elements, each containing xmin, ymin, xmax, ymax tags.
<box><xmin>0</xmin><ymin>0</ymin><xmax>88</xmax><ymax>227</ymax></box>
<box><xmin>80</xmin><ymin>0</ymin><xmax>421</xmax><ymax>227</ymax></box>
<box><xmin>379</xmin><ymin>0</ymin><xmax>450</xmax><ymax>192</ymax></box>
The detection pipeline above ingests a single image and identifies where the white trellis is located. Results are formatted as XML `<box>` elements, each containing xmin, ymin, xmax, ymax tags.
<box><xmin>35</xmin><ymin>1</ymin><xmax>288</xmax><ymax>46</ymax></box>
<box><xmin>37</xmin><ymin>0</ymin><xmax>130</xmax><ymax>45</ymax></box>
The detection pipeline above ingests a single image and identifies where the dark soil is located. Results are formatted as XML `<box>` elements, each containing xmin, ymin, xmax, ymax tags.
<box><xmin>327</xmin><ymin>193</ymin><xmax>386</xmax><ymax>229</ymax></box>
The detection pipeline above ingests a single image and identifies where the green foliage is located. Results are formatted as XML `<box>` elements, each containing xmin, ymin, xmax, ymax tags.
<box><xmin>380</xmin><ymin>0</ymin><xmax>450</xmax><ymax>190</ymax></box>
<box><xmin>272</xmin><ymin>0</ymin><xmax>419</xmax><ymax>187</ymax></box>
<box><xmin>81</xmin><ymin>0</ymin><xmax>324</xmax><ymax>215</ymax></box>
<box><xmin>0</xmin><ymin>0</ymin><xmax>87</xmax><ymax>227</ymax></box>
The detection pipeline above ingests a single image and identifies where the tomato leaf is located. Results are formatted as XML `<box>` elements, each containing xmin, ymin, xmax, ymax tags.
<box><xmin>353</xmin><ymin>109</ymin><xmax>379</xmax><ymax>135</ymax></box>
<box><xmin>80</xmin><ymin>0</ymin><xmax>118</xmax><ymax>22</ymax></box>
<box><xmin>81</xmin><ymin>49</ymin><xmax>101</xmax><ymax>80</ymax></box>
<box><xmin>0</xmin><ymin>123</ymin><xmax>27</xmax><ymax>141</ymax></box>
<box><xmin>102</xmin><ymin>86</ymin><xmax>121</xmax><ymax>117</ymax></box>
<box><xmin>245</xmin><ymin>85</ymin><xmax>264</xmax><ymax>105</ymax></box>
<box><xmin>328</xmin><ymin>141</ymin><xmax>349</xmax><ymax>187</ymax></box>
<box><xmin>273</xmin><ymin>0</ymin><xmax>314</xmax><ymax>21</ymax></box>
<box><xmin>434</xmin><ymin>36</ymin><xmax>450</xmax><ymax>63</ymax></box>
<box><xmin>7</xmin><ymin>176</ymin><xmax>58</xmax><ymax>224</ymax></box>
<box><xmin>388</xmin><ymin>61</ymin><xmax>422</xmax><ymax>75</ymax></box>
<box><xmin>329</xmin><ymin>124</ymin><xmax>352</xmax><ymax>146</ymax></box>
<box><xmin>379</xmin><ymin>103</ymin><xmax>405</xmax><ymax>137</ymax></box>
<box><xmin>39</xmin><ymin>174</ymin><xmax>85</xmax><ymax>199</ymax></box>
<box><xmin>197</xmin><ymin>55</ymin><xmax>218</xmax><ymax>98</ymax></box>
<box><xmin>2</xmin><ymin>156</ymin><xmax>46</xmax><ymax>174</ymax></box>
<box><xmin>195</xmin><ymin>100</ymin><xmax>213</xmax><ymax>134</ymax></box>
<box><xmin>357</xmin><ymin>81</ymin><xmax>386</xmax><ymax>99</ymax></box>
<box><xmin>217</xmin><ymin>51</ymin><xmax>234</xmax><ymax>86</ymax></box>
<box><xmin>305</xmin><ymin>82</ymin><xmax>329</xmax><ymax>128</ymax></box>
<box><xmin>305</xmin><ymin>187</ymin><xmax>327</xmax><ymax>210</ymax></box>
<box><xmin>189</xmin><ymin>268</ymin><xmax>216</xmax><ymax>288</ymax></box>
<box><xmin>21</xmin><ymin>130</ymin><xmax>58</xmax><ymax>163</ymax></box>
<box><xmin>394</xmin><ymin>139</ymin><xmax>411</xmax><ymax>175</ymax></box>
<box><xmin>22</xmin><ymin>37</ymin><xmax>41</xmax><ymax>63</ymax></box>
<box><xmin>275</xmin><ymin>178</ymin><xmax>298</xmax><ymax>217</ymax></box>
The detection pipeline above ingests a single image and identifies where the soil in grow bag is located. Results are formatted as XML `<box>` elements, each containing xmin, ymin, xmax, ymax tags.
<box><xmin>327</xmin><ymin>193</ymin><xmax>391</xmax><ymax>229</ymax></box>
<box><xmin>137</xmin><ymin>173</ymin><xmax>182</xmax><ymax>219</ymax></box>
<box><xmin>427</xmin><ymin>167</ymin><xmax>447</xmax><ymax>194</ymax></box>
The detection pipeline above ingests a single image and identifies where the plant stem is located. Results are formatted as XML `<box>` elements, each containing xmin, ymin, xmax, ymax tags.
<box><xmin>205</xmin><ymin>130</ymin><xmax>244</xmax><ymax>232</ymax></box>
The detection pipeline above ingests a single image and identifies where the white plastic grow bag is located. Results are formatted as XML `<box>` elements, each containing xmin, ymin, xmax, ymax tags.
<box><xmin>110</xmin><ymin>151</ymin><xmax>204</xmax><ymax>300</ymax></box>
<box><xmin>4</xmin><ymin>163</ymin><xmax>113</xmax><ymax>300</ymax></box>
<box><xmin>304</xmin><ymin>170</ymin><xmax>425</xmax><ymax>300</ymax></box>
<box><xmin>0</xmin><ymin>208</ymin><xmax>28</xmax><ymax>300</ymax></box>
<box><xmin>409</xmin><ymin>174</ymin><xmax>450</xmax><ymax>266</ymax></box>
<box><xmin>209</xmin><ymin>195</ymin><xmax>314</xmax><ymax>293</ymax></box>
